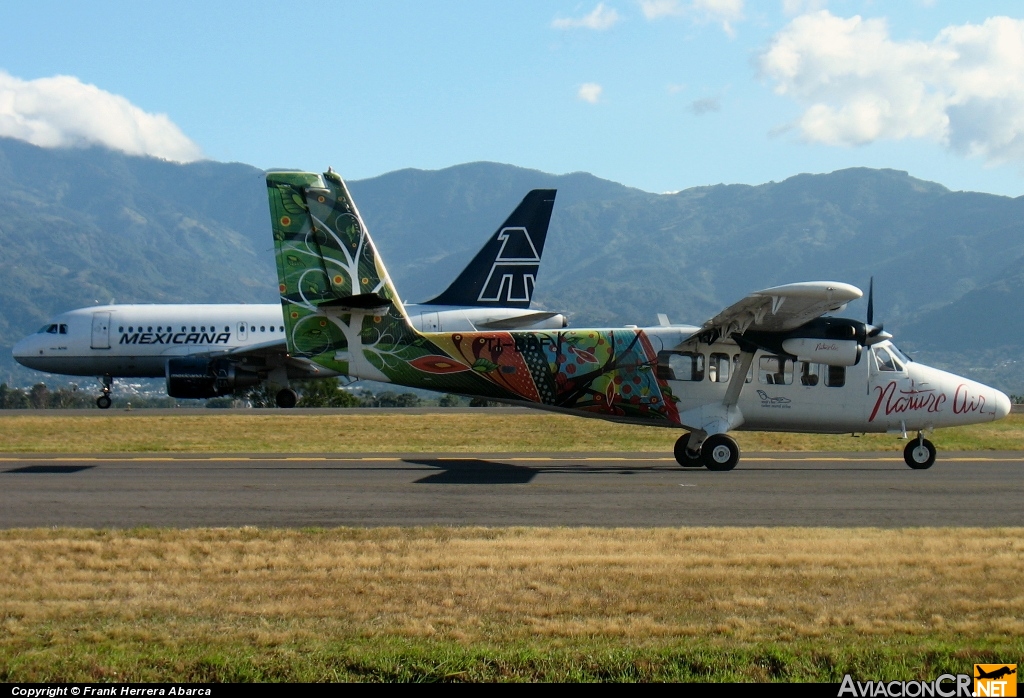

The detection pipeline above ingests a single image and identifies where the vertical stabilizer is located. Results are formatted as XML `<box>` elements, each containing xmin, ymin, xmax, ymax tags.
<box><xmin>425</xmin><ymin>189</ymin><xmax>556</xmax><ymax>308</ymax></box>
<box><xmin>267</xmin><ymin>169</ymin><xmax>415</xmax><ymax>381</ymax></box>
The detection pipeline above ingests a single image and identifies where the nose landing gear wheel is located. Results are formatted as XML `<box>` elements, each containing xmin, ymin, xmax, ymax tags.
<box><xmin>904</xmin><ymin>438</ymin><xmax>936</xmax><ymax>469</ymax></box>
<box><xmin>702</xmin><ymin>434</ymin><xmax>739</xmax><ymax>471</ymax></box>
<box><xmin>96</xmin><ymin>395</ymin><xmax>112</xmax><ymax>409</ymax></box>
<box><xmin>673</xmin><ymin>433</ymin><xmax>704</xmax><ymax>467</ymax></box>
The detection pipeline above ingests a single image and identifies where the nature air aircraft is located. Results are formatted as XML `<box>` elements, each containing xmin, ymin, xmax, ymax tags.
<box><xmin>13</xmin><ymin>189</ymin><xmax>563</xmax><ymax>408</ymax></box>
<box><xmin>267</xmin><ymin>168</ymin><xmax>1011</xmax><ymax>471</ymax></box>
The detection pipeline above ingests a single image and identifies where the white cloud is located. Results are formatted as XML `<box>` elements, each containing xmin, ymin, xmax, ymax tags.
<box><xmin>639</xmin><ymin>0</ymin><xmax>744</xmax><ymax>36</ymax></box>
<box><xmin>578</xmin><ymin>83</ymin><xmax>604</xmax><ymax>104</ymax></box>
<box><xmin>759</xmin><ymin>12</ymin><xmax>1024</xmax><ymax>164</ymax></box>
<box><xmin>552</xmin><ymin>3</ymin><xmax>621</xmax><ymax>30</ymax></box>
<box><xmin>0</xmin><ymin>71</ymin><xmax>203</xmax><ymax>162</ymax></box>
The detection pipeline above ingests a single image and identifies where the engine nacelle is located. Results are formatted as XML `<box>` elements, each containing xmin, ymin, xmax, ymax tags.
<box><xmin>781</xmin><ymin>338</ymin><xmax>862</xmax><ymax>366</ymax></box>
<box><xmin>165</xmin><ymin>357</ymin><xmax>260</xmax><ymax>399</ymax></box>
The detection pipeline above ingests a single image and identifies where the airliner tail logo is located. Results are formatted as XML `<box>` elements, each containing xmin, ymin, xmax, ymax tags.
<box><xmin>477</xmin><ymin>227</ymin><xmax>541</xmax><ymax>302</ymax></box>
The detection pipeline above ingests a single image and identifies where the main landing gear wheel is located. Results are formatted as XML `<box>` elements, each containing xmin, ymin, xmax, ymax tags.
<box><xmin>702</xmin><ymin>434</ymin><xmax>740</xmax><ymax>471</ymax></box>
<box><xmin>275</xmin><ymin>388</ymin><xmax>298</xmax><ymax>409</ymax></box>
<box><xmin>96</xmin><ymin>375</ymin><xmax>113</xmax><ymax>409</ymax></box>
<box><xmin>673</xmin><ymin>433</ymin><xmax>704</xmax><ymax>467</ymax></box>
<box><xmin>904</xmin><ymin>438</ymin><xmax>936</xmax><ymax>469</ymax></box>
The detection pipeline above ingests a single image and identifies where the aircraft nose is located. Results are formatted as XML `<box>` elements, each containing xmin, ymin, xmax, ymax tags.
<box><xmin>994</xmin><ymin>390</ymin><xmax>1011</xmax><ymax>420</ymax></box>
<box><xmin>12</xmin><ymin>336</ymin><xmax>33</xmax><ymax>363</ymax></box>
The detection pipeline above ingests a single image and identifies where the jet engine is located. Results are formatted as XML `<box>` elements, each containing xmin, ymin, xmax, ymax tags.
<box><xmin>165</xmin><ymin>357</ymin><xmax>260</xmax><ymax>399</ymax></box>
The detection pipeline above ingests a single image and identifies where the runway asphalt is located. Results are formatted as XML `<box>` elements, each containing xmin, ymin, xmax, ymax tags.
<box><xmin>1</xmin><ymin>451</ymin><xmax>1021</xmax><ymax>527</ymax></box>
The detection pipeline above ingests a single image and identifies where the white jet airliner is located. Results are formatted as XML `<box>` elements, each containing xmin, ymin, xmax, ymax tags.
<box><xmin>13</xmin><ymin>189</ymin><xmax>564</xmax><ymax>408</ymax></box>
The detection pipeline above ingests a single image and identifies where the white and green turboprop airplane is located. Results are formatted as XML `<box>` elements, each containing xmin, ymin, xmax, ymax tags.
<box><xmin>267</xmin><ymin>168</ymin><xmax>1010</xmax><ymax>470</ymax></box>
<box><xmin>13</xmin><ymin>189</ymin><xmax>563</xmax><ymax>408</ymax></box>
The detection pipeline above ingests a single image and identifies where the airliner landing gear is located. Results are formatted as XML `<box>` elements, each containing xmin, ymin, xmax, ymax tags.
<box><xmin>702</xmin><ymin>434</ymin><xmax>740</xmax><ymax>471</ymax></box>
<box><xmin>96</xmin><ymin>375</ymin><xmax>113</xmax><ymax>410</ymax></box>
<box><xmin>275</xmin><ymin>388</ymin><xmax>298</xmax><ymax>409</ymax></box>
<box><xmin>673</xmin><ymin>432</ymin><xmax>740</xmax><ymax>471</ymax></box>
<box><xmin>904</xmin><ymin>435</ymin><xmax>936</xmax><ymax>469</ymax></box>
<box><xmin>673</xmin><ymin>433</ymin><xmax>703</xmax><ymax>467</ymax></box>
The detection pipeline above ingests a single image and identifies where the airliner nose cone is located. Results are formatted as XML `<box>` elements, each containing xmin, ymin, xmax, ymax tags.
<box><xmin>994</xmin><ymin>390</ymin><xmax>1011</xmax><ymax>420</ymax></box>
<box><xmin>12</xmin><ymin>337</ymin><xmax>32</xmax><ymax>362</ymax></box>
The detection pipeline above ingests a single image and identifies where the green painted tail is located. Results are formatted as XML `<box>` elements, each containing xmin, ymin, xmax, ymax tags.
<box><xmin>267</xmin><ymin>169</ymin><xmax>416</xmax><ymax>380</ymax></box>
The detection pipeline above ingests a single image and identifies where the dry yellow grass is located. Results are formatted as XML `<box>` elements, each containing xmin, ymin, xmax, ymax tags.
<box><xmin>2</xmin><ymin>527</ymin><xmax>1022</xmax><ymax>644</ymax></box>
<box><xmin>0</xmin><ymin>412</ymin><xmax>1021</xmax><ymax>453</ymax></box>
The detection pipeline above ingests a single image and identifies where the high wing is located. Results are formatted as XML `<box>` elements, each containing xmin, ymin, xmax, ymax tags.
<box><xmin>683</xmin><ymin>281</ymin><xmax>863</xmax><ymax>343</ymax></box>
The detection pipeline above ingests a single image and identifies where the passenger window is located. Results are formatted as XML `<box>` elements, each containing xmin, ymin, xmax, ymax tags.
<box><xmin>759</xmin><ymin>355</ymin><xmax>792</xmax><ymax>385</ymax></box>
<box><xmin>708</xmin><ymin>353</ymin><xmax>730</xmax><ymax>383</ymax></box>
<box><xmin>261</xmin><ymin>326</ymin><xmax>266</xmax><ymax>332</ymax></box>
<box><xmin>825</xmin><ymin>365</ymin><xmax>846</xmax><ymax>387</ymax></box>
<box><xmin>657</xmin><ymin>351</ymin><xmax>705</xmax><ymax>381</ymax></box>
<box><xmin>799</xmin><ymin>362</ymin><xmax>819</xmax><ymax>386</ymax></box>
<box><xmin>191</xmin><ymin>326</ymin><xmax>196</xmax><ymax>332</ymax></box>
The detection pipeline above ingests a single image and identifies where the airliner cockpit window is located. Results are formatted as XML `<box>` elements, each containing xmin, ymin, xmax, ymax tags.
<box><xmin>44</xmin><ymin>324</ymin><xmax>58</xmax><ymax>334</ymax></box>
<box><xmin>59</xmin><ymin>324</ymin><xmax>68</xmax><ymax>334</ymax></box>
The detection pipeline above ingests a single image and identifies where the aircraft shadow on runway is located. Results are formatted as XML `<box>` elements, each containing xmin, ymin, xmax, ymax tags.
<box><xmin>406</xmin><ymin>459</ymin><xmax>647</xmax><ymax>484</ymax></box>
<box><xmin>4</xmin><ymin>465</ymin><xmax>96</xmax><ymax>474</ymax></box>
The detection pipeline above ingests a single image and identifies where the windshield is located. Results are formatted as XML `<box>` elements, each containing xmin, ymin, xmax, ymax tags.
<box><xmin>888</xmin><ymin>343</ymin><xmax>911</xmax><ymax>364</ymax></box>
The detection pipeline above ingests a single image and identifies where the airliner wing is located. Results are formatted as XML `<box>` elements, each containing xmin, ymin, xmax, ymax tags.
<box><xmin>194</xmin><ymin>339</ymin><xmax>325</xmax><ymax>377</ymax></box>
<box><xmin>684</xmin><ymin>282</ymin><xmax>862</xmax><ymax>343</ymax></box>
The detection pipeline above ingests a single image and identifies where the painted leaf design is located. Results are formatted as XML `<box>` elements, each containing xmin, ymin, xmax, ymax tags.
<box><xmin>472</xmin><ymin>358</ymin><xmax>500</xmax><ymax>373</ymax></box>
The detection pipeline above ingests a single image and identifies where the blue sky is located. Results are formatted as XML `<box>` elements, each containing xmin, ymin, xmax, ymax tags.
<box><xmin>2</xmin><ymin>1</ymin><xmax>1024</xmax><ymax>195</ymax></box>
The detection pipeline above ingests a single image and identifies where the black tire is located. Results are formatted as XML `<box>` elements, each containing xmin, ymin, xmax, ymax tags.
<box><xmin>701</xmin><ymin>434</ymin><xmax>739</xmax><ymax>471</ymax></box>
<box><xmin>96</xmin><ymin>395</ymin><xmax>112</xmax><ymax>409</ymax></box>
<box><xmin>673</xmin><ymin>433</ymin><xmax>704</xmax><ymax>467</ymax></box>
<box><xmin>275</xmin><ymin>388</ymin><xmax>298</xmax><ymax>409</ymax></box>
<box><xmin>903</xmin><ymin>438</ymin><xmax>936</xmax><ymax>469</ymax></box>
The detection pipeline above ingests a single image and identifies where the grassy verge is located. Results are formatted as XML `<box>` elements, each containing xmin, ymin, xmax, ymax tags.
<box><xmin>0</xmin><ymin>412</ymin><xmax>1022</xmax><ymax>453</ymax></box>
<box><xmin>2</xmin><ymin>527</ymin><xmax>1021</xmax><ymax>681</ymax></box>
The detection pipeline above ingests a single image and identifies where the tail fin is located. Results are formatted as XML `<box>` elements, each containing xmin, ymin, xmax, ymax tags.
<box><xmin>425</xmin><ymin>189</ymin><xmax>556</xmax><ymax>308</ymax></box>
<box><xmin>268</xmin><ymin>168</ymin><xmax>414</xmax><ymax>380</ymax></box>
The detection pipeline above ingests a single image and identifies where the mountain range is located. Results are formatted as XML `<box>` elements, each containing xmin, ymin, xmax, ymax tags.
<box><xmin>1</xmin><ymin>136</ymin><xmax>1021</xmax><ymax>392</ymax></box>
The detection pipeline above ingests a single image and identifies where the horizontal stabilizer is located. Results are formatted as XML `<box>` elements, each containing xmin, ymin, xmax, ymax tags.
<box><xmin>476</xmin><ymin>311</ymin><xmax>561</xmax><ymax>330</ymax></box>
<box><xmin>320</xmin><ymin>294</ymin><xmax>394</xmax><ymax>313</ymax></box>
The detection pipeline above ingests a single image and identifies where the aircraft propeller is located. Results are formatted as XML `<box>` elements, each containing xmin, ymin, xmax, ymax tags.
<box><xmin>864</xmin><ymin>276</ymin><xmax>890</xmax><ymax>344</ymax></box>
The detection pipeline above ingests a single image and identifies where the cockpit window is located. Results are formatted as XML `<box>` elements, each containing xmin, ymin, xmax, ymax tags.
<box><xmin>59</xmin><ymin>324</ymin><xmax>67</xmax><ymax>334</ymax></box>
<box><xmin>873</xmin><ymin>346</ymin><xmax>903</xmax><ymax>372</ymax></box>
<box><xmin>43</xmin><ymin>324</ymin><xmax>58</xmax><ymax>334</ymax></box>
<box><xmin>888</xmin><ymin>344</ymin><xmax>911</xmax><ymax>364</ymax></box>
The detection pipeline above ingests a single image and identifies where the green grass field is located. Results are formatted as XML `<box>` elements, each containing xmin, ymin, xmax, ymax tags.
<box><xmin>0</xmin><ymin>411</ymin><xmax>1022</xmax><ymax>453</ymax></box>
<box><xmin>1</xmin><ymin>527</ymin><xmax>1021</xmax><ymax>682</ymax></box>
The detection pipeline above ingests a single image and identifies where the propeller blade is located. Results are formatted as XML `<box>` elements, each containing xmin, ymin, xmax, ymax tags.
<box><xmin>867</xmin><ymin>277</ymin><xmax>874</xmax><ymax>326</ymax></box>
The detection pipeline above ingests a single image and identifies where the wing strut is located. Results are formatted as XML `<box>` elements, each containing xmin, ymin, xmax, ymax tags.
<box><xmin>723</xmin><ymin>348</ymin><xmax>755</xmax><ymax>408</ymax></box>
